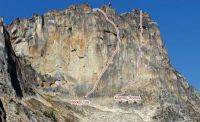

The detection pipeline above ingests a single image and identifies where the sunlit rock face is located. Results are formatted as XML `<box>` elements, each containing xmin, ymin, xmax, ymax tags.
<box><xmin>0</xmin><ymin>4</ymin><xmax>199</xmax><ymax>122</ymax></box>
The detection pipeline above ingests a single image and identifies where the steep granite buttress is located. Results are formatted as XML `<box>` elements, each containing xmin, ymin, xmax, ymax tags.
<box><xmin>0</xmin><ymin>4</ymin><xmax>199</xmax><ymax>122</ymax></box>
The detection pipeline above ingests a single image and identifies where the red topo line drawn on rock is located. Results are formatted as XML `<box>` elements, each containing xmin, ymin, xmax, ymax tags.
<box><xmin>121</xmin><ymin>10</ymin><xmax>144</xmax><ymax>93</ymax></box>
<box><xmin>84</xmin><ymin>8</ymin><xmax>121</xmax><ymax>98</ymax></box>
<box><xmin>136</xmin><ymin>10</ymin><xmax>144</xmax><ymax>79</ymax></box>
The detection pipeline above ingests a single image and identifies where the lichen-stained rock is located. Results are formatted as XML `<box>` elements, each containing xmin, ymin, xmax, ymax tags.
<box><xmin>0</xmin><ymin>17</ymin><xmax>27</xmax><ymax>122</ymax></box>
<box><xmin>0</xmin><ymin>3</ymin><xmax>199</xmax><ymax>122</ymax></box>
<box><xmin>0</xmin><ymin>17</ymin><xmax>8</xmax><ymax>122</ymax></box>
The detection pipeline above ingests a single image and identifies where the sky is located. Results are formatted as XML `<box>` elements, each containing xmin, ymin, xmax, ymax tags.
<box><xmin>0</xmin><ymin>0</ymin><xmax>199</xmax><ymax>91</ymax></box>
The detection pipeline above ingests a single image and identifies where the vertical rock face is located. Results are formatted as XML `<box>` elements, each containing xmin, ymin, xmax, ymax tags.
<box><xmin>0</xmin><ymin>17</ymin><xmax>7</xmax><ymax>122</ymax></box>
<box><xmin>0</xmin><ymin>4</ymin><xmax>199</xmax><ymax>122</ymax></box>
<box><xmin>0</xmin><ymin>17</ymin><xmax>25</xmax><ymax>122</ymax></box>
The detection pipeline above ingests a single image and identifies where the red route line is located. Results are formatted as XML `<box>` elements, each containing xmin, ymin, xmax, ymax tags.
<box><xmin>85</xmin><ymin>8</ymin><xmax>121</xmax><ymax>98</ymax></box>
<box><xmin>136</xmin><ymin>10</ymin><xmax>144</xmax><ymax>78</ymax></box>
<box><xmin>121</xmin><ymin>10</ymin><xmax>144</xmax><ymax>93</ymax></box>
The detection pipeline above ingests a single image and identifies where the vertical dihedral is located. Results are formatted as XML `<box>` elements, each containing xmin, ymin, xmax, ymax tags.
<box><xmin>1</xmin><ymin>18</ymin><xmax>23</xmax><ymax>98</ymax></box>
<box><xmin>35</xmin><ymin>15</ymin><xmax>46</xmax><ymax>56</ymax></box>
<box><xmin>0</xmin><ymin>17</ymin><xmax>6</xmax><ymax>122</ymax></box>
<box><xmin>0</xmin><ymin>17</ymin><xmax>16</xmax><ymax>122</ymax></box>
<box><xmin>41</xmin><ymin>14</ymin><xmax>45</xmax><ymax>29</ymax></box>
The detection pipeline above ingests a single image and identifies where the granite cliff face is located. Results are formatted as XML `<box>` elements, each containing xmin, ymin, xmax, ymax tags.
<box><xmin>0</xmin><ymin>4</ymin><xmax>200</xmax><ymax>122</ymax></box>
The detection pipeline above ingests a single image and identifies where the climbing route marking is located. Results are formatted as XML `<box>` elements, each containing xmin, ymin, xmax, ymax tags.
<box><xmin>85</xmin><ymin>8</ymin><xmax>121</xmax><ymax>98</ymax></box>
<box><xmin>121</xmin><ymin>10</ymin><xmax>144</xmax><ymax>93</ymax></box>
<box><xmin>136</xmin><ymin>10</ymin><xmax>144</xmax><ymax>78</ymax></box>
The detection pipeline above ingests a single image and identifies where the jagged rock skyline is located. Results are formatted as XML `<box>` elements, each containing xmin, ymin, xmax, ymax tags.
<box><xmin>0</xmin><ymin>3</ymin><xmax>199</xmax><ymax>122</ymax></box>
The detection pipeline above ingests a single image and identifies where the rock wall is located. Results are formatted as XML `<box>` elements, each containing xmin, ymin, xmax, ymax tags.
<box><xmin>0</xmin><ymin>4</ymin><xmax>199</xmax><ymax>122</ymax></box>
